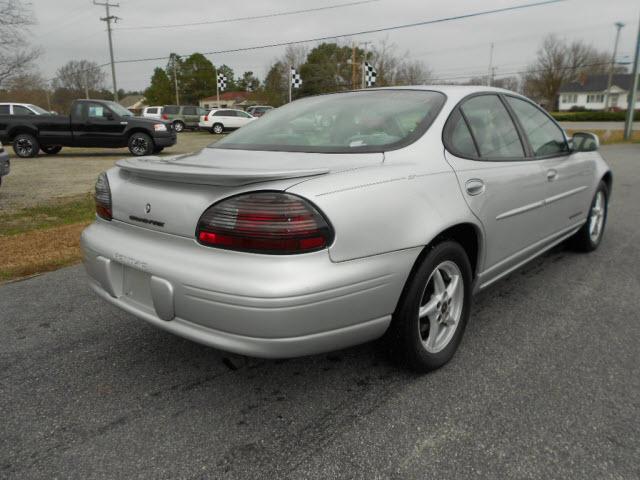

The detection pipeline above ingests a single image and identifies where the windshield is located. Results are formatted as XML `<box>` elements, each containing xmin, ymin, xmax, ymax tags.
<box><xmin>28</xmin><ymin>104</ymin><xmax>51</xmax><ymax>115</ymax></box>
<box><xmin>211</xmin><ymin>90</ymin><xmax>445</xmax><ymax>153</ymax></box>
<box><xmin>104</xmin><ymin>101</ymin><xmax>134</xmax><ymax>117</ymax></box>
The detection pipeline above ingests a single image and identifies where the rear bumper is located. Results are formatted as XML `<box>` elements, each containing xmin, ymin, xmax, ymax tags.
<box><xmin>81</xmin><ymin>220</ymin><xmax>420</xmax><ymax>358</ymax></box>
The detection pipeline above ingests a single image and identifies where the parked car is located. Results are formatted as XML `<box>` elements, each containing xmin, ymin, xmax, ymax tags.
<box><xmin>246</xmin><ymin>105</ymin><xmax>273</xmax><ymax>117</ymax></box>
<box><xmin>198</xmin><ymin>108</ymin><xmax>256</xmax><ymax>134</ymax></box>
<box><xmin>0</xmin><ymin>103</ymin><xmax>52</xmax><ymax>116</ymax></box>
<box><xmin>0</xmin><ymin>99</ymin><xmax>176</xmax><ymax>157</ymax></box>
<box><xmin>142</xmin><ymin>106</ymin><xmax>163</xmax><ymax>120</ymax></box>
<box><xmin>161</xmin><ymin>105</ymin><xmax>207</xmax><ymax>132</ymax></box>
<box><xmin>82</xmin><ymin>86</ymin><xmax>611</xmax><ymax>372</ymax></box>
<box><xmin>0</xmin><ymin>140</ymin><xmax>9</xmax><ymax>187</ymax></box>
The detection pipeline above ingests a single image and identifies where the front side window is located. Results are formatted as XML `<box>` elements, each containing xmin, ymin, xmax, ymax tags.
<box><xmin>147</xmin><ymin>107</ymin><xmax>157</xmax><ymax>114</ymax></box>
<box><xmin>460</xmin><ymin>95</ymin><xmax>524</xmax><ymax>159</ymax></box>
<box><xmin>13</xmin><ymin>105</ymin><xmax>35</xmax><ymax>115</ymax></box>
<box><xmin>87</xmin><ymin>103</ymin><xmax>108</xmax><ymax>118</ymax></box>
<box><xmin>213</xmin><ymin>90</ymin><xmax>446</xmax><ymax>153</ymax></box>
<box><xmin>506</xmin><ymin>96</ymin><xmax>568</xmax><ymax>157</ymax></box>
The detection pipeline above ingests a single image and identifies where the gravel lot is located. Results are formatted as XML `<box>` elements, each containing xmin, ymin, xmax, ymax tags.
<box><xmin>0</xmin><ymin>132</ymin><xmax>217</xmax><ymax>213</ymax></box>
<box><xmin>1</xmin><ymin>144</ymin><xmax>639</xmax><ymax>479</ymax></box>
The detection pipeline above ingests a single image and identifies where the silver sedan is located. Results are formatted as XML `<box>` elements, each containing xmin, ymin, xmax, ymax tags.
<box><xmin>81</xmin><ymin>86</ymin><xmax>611</xmax><ymax>371</ymax></box>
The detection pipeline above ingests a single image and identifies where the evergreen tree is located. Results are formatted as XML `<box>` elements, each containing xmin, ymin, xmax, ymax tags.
<box><xmin>144</xmin><ymin>67</ymin><xmax>174</xmax><ymax>105</ymax></box>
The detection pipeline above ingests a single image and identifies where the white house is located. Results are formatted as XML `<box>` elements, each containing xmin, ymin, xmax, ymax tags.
<box><xmin>558</xmin><ymin>74</ymin><xmax>639</xmax><ymax>111</ymax></box>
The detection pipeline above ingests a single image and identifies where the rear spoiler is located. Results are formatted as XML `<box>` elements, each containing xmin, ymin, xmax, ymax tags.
<box><xmin>116</xmin><ymin>157</ymin><xmax>329</xmax><ymax>187</ymax></box>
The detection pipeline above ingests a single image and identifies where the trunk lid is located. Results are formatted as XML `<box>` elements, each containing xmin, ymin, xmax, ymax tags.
<box><xmin>111</xmin><ymin>147</ymin><xmax>383</xmax><ymax>238</ymax></box>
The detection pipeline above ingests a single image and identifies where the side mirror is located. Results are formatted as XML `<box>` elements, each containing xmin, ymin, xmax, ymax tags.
<box><xmin>571</xmin><ymin>132</ymin><xmax>599</xmax><ymax>152</ymax></box>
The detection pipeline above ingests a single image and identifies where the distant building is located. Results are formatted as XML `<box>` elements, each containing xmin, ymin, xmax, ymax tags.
<box><xmin>199</xmin><ymin>91</ymin><xmax>264</xmax><ymax>110</ymax></box>
<box><xmin>119</xmin><ymin>95</ymin><xmax>147</xmax><ymax>115</ymax></box>
<box><xmin>558</xmin><ymin>74</ymin><xmax>639</xmax><ymax>111</ymax></box>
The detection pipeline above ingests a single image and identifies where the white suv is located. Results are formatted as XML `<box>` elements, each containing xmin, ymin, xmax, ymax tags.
<box><xmin>198</xmin><ymin>108</ymin><xmax>256</xmax><ymax>134</ymax></box>
<box><xmin>142</xmin><ymin>106</ymin><xmax>163</xmax><ymax>120</ymax></box>
<box><xmin>0</xmin><ymin>103</ymin><xmax>51</xmax><ymax>115</ymax></box>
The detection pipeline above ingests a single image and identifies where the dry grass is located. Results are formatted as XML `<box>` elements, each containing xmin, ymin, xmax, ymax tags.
<box><xmin>0</xmin><ymin>222</ymin><xmax>89</xmax><ymax>282</ymax></box>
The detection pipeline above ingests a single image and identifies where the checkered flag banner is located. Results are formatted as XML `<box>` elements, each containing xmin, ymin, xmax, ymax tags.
<box><xmin>217</xmin><ymin>73</ymin><xmax>227</xmax><ymax>91</ymax></box>
<box><xmin>291</xmin><ymin>67</ymin><xmax>302</xmax><ymax>89</ymax></box>
<box><xmin>364</xmin><ymin>62</ymin><xmax>377</xmax><ymax>87</ymax></box>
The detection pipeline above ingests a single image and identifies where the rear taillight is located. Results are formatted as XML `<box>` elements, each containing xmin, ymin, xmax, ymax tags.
<box><xmin>196</xmin><ymin>192</ymin><xmax>333</xmax><ymax>254</ymax></box>
<box><xmin>162</xmin><ymin>113</ymin><xmax>169</xmax><ymax>120</ymax></box>
<box><xmin>95</xmin><ymin>172</ymin><xmax>112</xmax><ymax>221</ymax></box>
<box><xmin>204</xmin><ymin>115</ymin><xmax>208</xmax><ymax>122</ymax></box>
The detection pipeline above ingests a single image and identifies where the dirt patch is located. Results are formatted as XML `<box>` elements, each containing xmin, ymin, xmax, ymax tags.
<box><xmin>0</xmin><ymin>131</ymin><xmax>218</xmax><ymax>214</ymax></box>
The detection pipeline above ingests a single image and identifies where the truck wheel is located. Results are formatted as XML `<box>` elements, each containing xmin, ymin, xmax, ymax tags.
<box><xmin>13</xmin><ymin>133</ymin><xmax>40</xmax><ymax>158</ymax></box>
<box><xmin>212</xmin><ymin>123</ymin><xmax>224</xmax><ymax>134</ymax></box>
<box><xmin>128</xmin><ymin>132</ymin><xmax>154</xmax><ymax>156</ymax></box>
<box><xmin>173</xmin><ymin>121</ymin><xmax>184</xmax><ymax>133</ymax></box>
<box><xmin>41</xmin><ymin>145</ymin><xmax>62</xmax><ymax>155</ymax></box>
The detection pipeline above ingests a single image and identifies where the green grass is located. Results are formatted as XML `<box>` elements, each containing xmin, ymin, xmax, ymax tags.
<box><xmin>0</xmin><ymin>194</ymin><xmax>95</xmax><ymax>236</ymax></box>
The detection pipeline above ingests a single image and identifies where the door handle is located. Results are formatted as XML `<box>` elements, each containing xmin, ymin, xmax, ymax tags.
<box><xmin>547</xmin><ymin>169</ymin><xmax>558</xmax><ymax>182</ymax></box>
<box><xmin>465</xmin><ymin>178</ymin><xmax>485</xmax><ymax>196</ymax></box>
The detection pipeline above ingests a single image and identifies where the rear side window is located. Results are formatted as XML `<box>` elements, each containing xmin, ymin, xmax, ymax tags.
<box><xmin>163</xmin><ymin>106</ymin><xmax>179</xmax><ymax>114</ymax></box>
<box><xmin>13</xmin><ymin>105</ymin><xmax>35</xmax><ymax>115</ymax></box>
<box><xmin>214</xmin><ymin>110</ymin><xmax>230</xmax><ymax>117</ymax></box>
<box><xmin>444</xmin><ymin>110</ymin><xmax>478</xmax><ymax>158</ymax></box>
<box><xmin>461</xmin><ymin>95</ymin><xmax>524</xmax><ymax>159</ymax></box>
<box><xmin>506</xmin><ymin>96</ymin><xmax>569</xmax><ymax>157</ymax></box>
<box><xmin>183</xmin><ymin>106</ymin><xmax>197</xmax><ymax>115</ymax></box>
<box><xmin>0</xmin><ymin>105</ymin><xmax>9</xmax><ymax>115</ymax></box>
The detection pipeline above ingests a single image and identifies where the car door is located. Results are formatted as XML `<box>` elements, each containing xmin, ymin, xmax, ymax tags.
<box><xmin>80</xmin><ymin>102</ymin><xmax>126</xmax><ymax>147</ymax></box>
<box><xmin>181</xmin><ymin>106</ymin><xmax>198</xmax><ymax>128</ymax></box>
<box><xmin>443</xmin><ymin>94</ymin><xmax>548</xmax><ymax>284</ymax></box>
<box><xmin>504</xmin><ymin>95</ymin><xmax>594</xmax><ymax>237</ymax></box>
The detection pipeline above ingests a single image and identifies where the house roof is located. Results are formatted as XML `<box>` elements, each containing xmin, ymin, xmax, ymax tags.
<box><xmin>200</xmin><ymin>91</ymin><xmax>252</xmax><ymax>102</ymax></box>
<box><xmin>559</xmin><ymin>74</ymin><xmax>633</xmax><ymax>93</ymax></box>
<box><xmin>119</xmin><ymin>94</ymin><xmax>145</xmax><ymax>108</ymax></box>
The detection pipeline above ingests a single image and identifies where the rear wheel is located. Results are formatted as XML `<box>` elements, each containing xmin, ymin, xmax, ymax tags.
<box><xmin>387</xmin><ymin>241</ymin><xmax>472</xmax><ymax>372</ymax></box>
<box><xmin>569</xmin><ymin>181</ymin><xmax>608</xmax><ymax>252</ymax></box>
<box><xmin>212</xmin><ymin>123</ymin><xmax>224</xmax><ymax>134</ymax></box>
<box><xmin>13</xmin><ymin>133</ymin><xmax>39</xmax><ymax>158</ymax></box>
<box><xmin>173</xmin><ymin>121</ymin><xmax>184</xmax><ymax>133</ymax></box>
<box><xmin>41</xmin><ymin>145</ymin><xmax>62</xmax><ymax>155</ymax></box>
<box><xmin>128</xmin><ymin>132</ymin><xmax>154</xmax><ymax>156</ymax></box>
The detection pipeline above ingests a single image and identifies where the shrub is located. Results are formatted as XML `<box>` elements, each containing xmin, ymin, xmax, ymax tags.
<box><xmin>550</xmin><ymin>110</ymin><xmax>640</xmax><ymax>122</ymax></box>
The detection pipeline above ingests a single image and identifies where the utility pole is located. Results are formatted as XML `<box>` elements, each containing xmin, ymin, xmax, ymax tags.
<box><xmin>604</xmin><ymin>22</ymin><xmax>625</xmax><ymax>111</ymax></box>
<box><xmin>173</xmin><ymin>59</ymin><xmax>180</xmax><ymax>105</ymax></box>
<box><xmin>83</xmin><ymin>70</ymin><xmax>90</xmax><ymax>99</ymax></box>
<box><xmin>215</xmin><ymin>66</ymin><xmax>220</xmax><ymax>107</ymax></box>
<box><xmin>288</xmin><ymin>65</ymin><xmax>292</xmax><ymax>103</ymax></box>
<box><xmin>624</xmin><ymin>12</ymin><xmax>640</xmax><ymax>140</ymax></box>
<box><xmin>351</xmin><ymin>42</ymin><xmax>357</xmax><ymax>90</ymax></box>
<box><xmin>487</xmin><ymin>43</ymin><xmax>494</xmax><ymax>87</ymax></box>
<box><xmin>94</xmin><ymin>0</ymin><xmax>120</xmax><ymax>102</ymax></box>
<box><xmin>361</xmin><ymin>41</ymin><xmax>370</xmax><ymax>89</ymax></box>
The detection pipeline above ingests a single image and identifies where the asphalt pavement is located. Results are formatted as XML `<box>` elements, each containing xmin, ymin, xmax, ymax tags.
<box><xmin>1</xmin><ymin>144</ymin><xmax>639</xmax><ymax>479</ymax></box>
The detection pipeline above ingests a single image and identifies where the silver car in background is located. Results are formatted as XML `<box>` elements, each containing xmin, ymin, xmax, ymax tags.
<box><xmin>81</xmin><ymin>86</ymin><xmax>611</xmax><ymax>371</ymax></box>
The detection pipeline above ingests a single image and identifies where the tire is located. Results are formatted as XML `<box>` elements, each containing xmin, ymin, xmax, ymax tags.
<box><xmin>41</xmin><ymin>145</ymin><xmax>62</xmax><ymax>155</ymax></box>
<box><xmin>569</xmin><ymin>181</ymin><xmax>609</xmax><ymax>252</ymax></box>
<box><xmin>152</xmin><ymin>146</ymin><xmax>164</xmax><ymax>154</ymax></box>
<box><xmin>212</xmin><ymin>123</ymin><xmax>224</xmax><ymax>134</ymax></box>
<box><xmin>12</xmin><ymin>133</ymin><xmax>39</xmax><ymax>158</ymax></box>
<box><xmin>173</xmin><ymin>121</ymin><xmax>184</xmax><ymax>133</ymax></box>
<box><xmin>386</xmin><ymin>241</ymin><xmax>472</xmax><ymax>372</ymax></box>
<box><xmin>128</xmin><ymin>132</ymin><xmax>154</xmax><ymax>156</ymax></box>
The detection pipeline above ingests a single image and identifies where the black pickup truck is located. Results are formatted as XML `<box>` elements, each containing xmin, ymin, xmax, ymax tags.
<box><xmin>0</xmin><ymin>99</ymin><xmax>177</xmax><ymax>158</ymax></box>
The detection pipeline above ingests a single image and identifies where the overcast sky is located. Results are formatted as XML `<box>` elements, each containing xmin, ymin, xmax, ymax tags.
<box><xmin>28</xmin><ymin>0</ymin><xmax>640</xmax><ymax>91</ymax></box>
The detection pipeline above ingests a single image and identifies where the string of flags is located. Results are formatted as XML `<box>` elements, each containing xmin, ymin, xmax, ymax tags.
<box><xmin>217</xmin><ymin>72</ymin><xmax>227</xmax><ymax>91</ymax></box>
<box><xmin>291</xmin><ymin>67</ymin><xmax>302</xmax><ymax>89</ymax></box>
<box><xmin>364</xmin><ymin>62</ymin><xmax>377</xmax><ymax>87</ymax></box>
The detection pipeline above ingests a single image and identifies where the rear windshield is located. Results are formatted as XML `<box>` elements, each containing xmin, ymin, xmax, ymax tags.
<box><xmin>211</xmin><ymin>90</ymin><xmax>446</xmax><ymax>153</ymax></box>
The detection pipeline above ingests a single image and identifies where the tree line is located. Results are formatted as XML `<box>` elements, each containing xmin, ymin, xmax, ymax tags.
<box><xmin>0</xmin><ymin>0</ymin><xmax>624</xmax><ymax>113</ymax></box>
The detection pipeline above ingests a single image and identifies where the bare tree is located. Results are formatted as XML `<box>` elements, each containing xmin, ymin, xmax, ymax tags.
<box><xmin>396</xmin><ymin>59</ymin><xmax>434</xmax><ymax>85</ymax></box>
<box><xmin>522</xmin><ymin>35</ymin><xmax>617</xmax><ymax>109</ymax></box>
<box><xmin>281</xmin><ymin>44</ymin><xmax>308</xmax><ymax>69</ymax></box>
<box><xmin>0</xmin><ymin>0</ymin><xmax>40</xmax><ymax>87</ymax></box>
<box><xmin>53</xmin><ymin>60</ymin><xmax>106</xmax><ymax>95</ymax></box>
<box><xmin>369</xmin><ymin>38</ymin><xmax>401</xmax><ymax>86</ymax></box>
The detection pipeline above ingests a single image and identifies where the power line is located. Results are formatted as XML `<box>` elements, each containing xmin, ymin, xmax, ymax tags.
<box><xmin>111</xmin><ymin>0</ymin><xmax>566</xmax><ymax>66</ymax></box>
<box><xmin>114</xmin><ymin>0</ymin><xmax>382</xmax><ymax>31</ymax></box>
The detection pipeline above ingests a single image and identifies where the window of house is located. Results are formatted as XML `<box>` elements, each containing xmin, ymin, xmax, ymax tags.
<box><xmin>460</xmin><ymin>94</ymin><xmax>525</xmax><ymax>159</ymax></box>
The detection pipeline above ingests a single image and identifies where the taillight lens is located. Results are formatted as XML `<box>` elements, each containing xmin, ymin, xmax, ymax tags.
<box><xmin>95</xmin><ymin>172</ymin><xmax>112</xmax><ymax>221</ymax></box>
<box><xmin>162</xmin><ymin>113</ymin><xmax>169</xmax><ymax>120</ymax></box>
<box><xmin>204</xmin><ymin>115</ymin><xmax>208</xmax><ymax>122</ymax></box>
<box><xmin>196</xmin><ymin>192</ymin><xmax>333</xmax><ymax>254</ymax></box>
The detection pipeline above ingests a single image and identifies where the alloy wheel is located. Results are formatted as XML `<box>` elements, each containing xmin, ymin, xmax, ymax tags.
<box><xmin>589</xmin><ymin>190</ymin><xmax>605</xmax><ymax>243</ymax></box>
<box><xmin>16</xmin><ymin>138</ymin><xmax>34</xmax><ymax>157</ymax></box>
<box><xmin>418</xmin><ymin>260</ymin><xmax>465</xmax><ymax>353</ymax></box>
<box><xmin>131</xmin><ymin>137</ymin><xmax>148</xmax><ymax>155</ymax></box>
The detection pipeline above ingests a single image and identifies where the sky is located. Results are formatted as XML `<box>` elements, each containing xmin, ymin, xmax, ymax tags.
<box><xmin>27</xmin><ymin>0</ymin><xmax>640</xmax><ymax>92</ymax></box>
